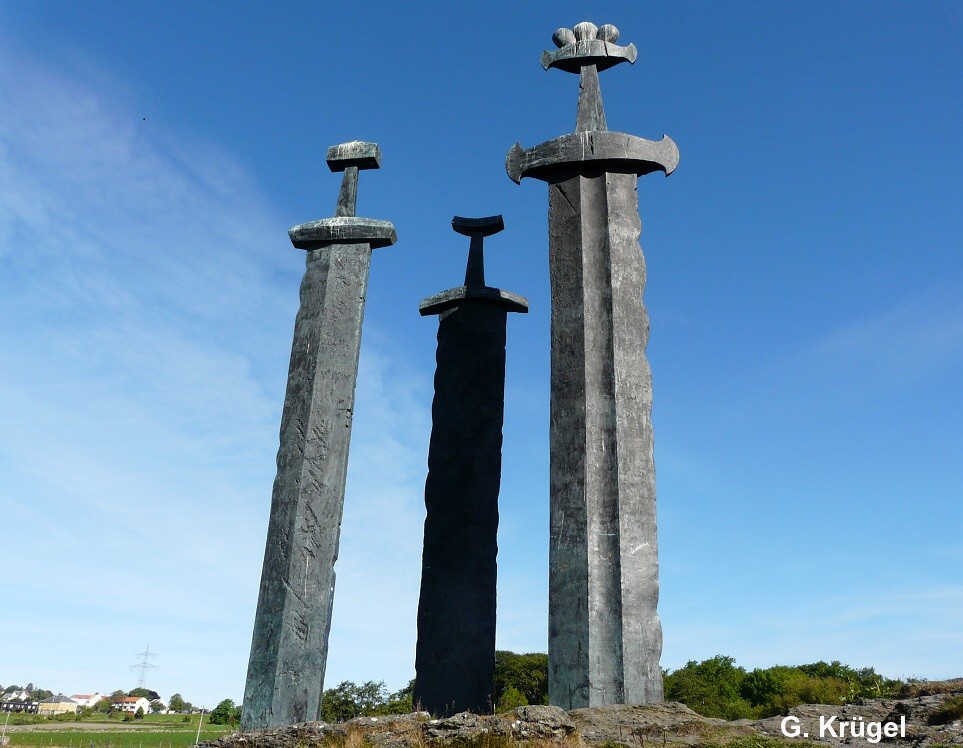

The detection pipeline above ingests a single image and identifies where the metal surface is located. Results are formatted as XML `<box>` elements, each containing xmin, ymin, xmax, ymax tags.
<box><xmin>414</xmin><ymin>217</ymin><xmax>527</xmax><ymax>717</ymax></box>
<box><xmin>242</xmin><ymin>142</ymin><xmax>395</xmax><ymax>730</ymax></box>
<box><xmin>506</xmin><ymin>23</ymin><xmax>677</xmax><ymax>709</ymax></box>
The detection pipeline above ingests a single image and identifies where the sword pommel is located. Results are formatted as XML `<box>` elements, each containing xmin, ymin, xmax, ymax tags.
<box><xmin>451</xmin><ymin>215</ymin><xmax>504</xmax><ymax>238</ymax></box>
<box><xmin>541</xmin><ymin>22</ymin><xmax>637</xmax><ymax>73</ymax></box>
<box><xmin>326</xmin><ymin>141</ymin><xmax>382</xmax><ymax>172</ymax></box>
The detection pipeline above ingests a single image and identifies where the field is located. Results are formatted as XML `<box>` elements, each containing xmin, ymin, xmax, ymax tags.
<box><xmin>1</xmin><ymin>714</ymin><xmax>233</xmax><ymax>748</ymax></box>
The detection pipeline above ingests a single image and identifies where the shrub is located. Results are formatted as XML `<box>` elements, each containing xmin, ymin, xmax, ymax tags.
<box><xmin>496</xmin><ymin>686</ymin><xmax>528</xmax><ymax>713</ymax></box>
<box><xmin>928</xmin><ymin>696</ymin><xmax>963</xmax><ymax>726</ymax></box>
<box><xmin>209</xmin><ymin>699</ymin><xmax>241</xmax><ymax>727</ymax></box>
<box><xmin>664</xmin><ymin>655</ymin><xmax>754</xmax><ymax>720</ymax></box>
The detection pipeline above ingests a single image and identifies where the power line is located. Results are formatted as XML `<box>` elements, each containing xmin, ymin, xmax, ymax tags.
<box><xmin>130</xmin><ymin>644</ymin><xmax>159</xmax><ymax>689</ymax></box>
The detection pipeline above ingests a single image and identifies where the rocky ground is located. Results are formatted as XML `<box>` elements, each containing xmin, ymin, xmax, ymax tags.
<box><xmin>200</xmin><ymin>682</ymin><xmax>962</xmax><ymax>748</ymax></box>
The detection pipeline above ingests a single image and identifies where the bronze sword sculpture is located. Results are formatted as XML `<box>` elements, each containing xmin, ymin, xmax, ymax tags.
<box><xmin>507</xmin><ymin>23</ymin><xmax>679</xmax><ymax>709</ymax></box>
<box><xmin>242</xmin><ymin>141</ymin><xmax>396</xmax><ymax>730</ymax></box>
<box><xmin>414</xmin><ymin>216</ymin><xmax>527</xmax><ymax>716</ymax></box>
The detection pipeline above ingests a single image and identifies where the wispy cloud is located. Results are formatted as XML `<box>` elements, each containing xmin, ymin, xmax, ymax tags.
<box><xmin>786</xmin><ymin>284</ymin><xmax>963</xmax><ymax>391</ymax></box>
<box><xmin>0</xmin><ymin>41</ymin><xmax>445</xmax><ymax>705</ymax></box>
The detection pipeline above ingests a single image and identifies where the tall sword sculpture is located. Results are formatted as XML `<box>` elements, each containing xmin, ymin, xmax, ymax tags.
<box><xmin>506</xmin><ymin>23</ymin><xmax>679</xmax><ymax>709</ymax></box>
<box><xmin>242</xmin><ymin>141</ymin><xmax>396</xmax><ymax>730</ymax></box>
<box><xmin>414</xmin><ymin>216</ymin><xmax>527</xmax><ymax>716</ymax></box>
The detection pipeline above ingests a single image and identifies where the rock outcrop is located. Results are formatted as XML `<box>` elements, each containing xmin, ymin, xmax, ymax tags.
<box><xmin>200</xmin><ymin>683</ymin><xmax>963</xmax><ymax>748</ymax></box>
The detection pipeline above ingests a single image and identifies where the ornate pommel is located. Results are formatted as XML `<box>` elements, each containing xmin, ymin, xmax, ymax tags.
<box><xmin>452</xmin><ymin>215</ymin><xmax>504</xmax><ymax>239</ymax></box>
<box><xmin>541</xmin><ymin>22</ymin><xmax>637</xmax><ymax>73</ymax></box>
<box><xmin>419</xmin><ymin>215</ymin><xmax>528</xmax><ymax>316</ymax></box>
<box><xmin>288</xmin><ymin>140</ymin><xmax>397</xmax><ymax>251</ymax></box>
<box><xmin>506</xmin><ymin>23</ymin><xmax>679</xmax><ymax>184</ymax></box>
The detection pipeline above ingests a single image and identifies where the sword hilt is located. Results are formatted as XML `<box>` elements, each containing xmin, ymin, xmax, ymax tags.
<box><xmin>418</xmin><ymin>215</ymin><xmax>527</xmax><ymax>316</ymax></box>
<box><xmin>540</xmin><ymin>22</ymin><xmax>637</xmax><ymax>133</ymax></box>
<box><xmin>326</xmin><ymin>141</ymin><xmax>382</xmax><ymax>218</ymax></box>
<box><xmin>288</xmin><ymin>141</ymin><xmax>396</xmax><ymax>251</ymax></box>
<box><xmin>452</xmin><ymin>215</ymin><xmax>504</xmax><ymax>289</ymax></box>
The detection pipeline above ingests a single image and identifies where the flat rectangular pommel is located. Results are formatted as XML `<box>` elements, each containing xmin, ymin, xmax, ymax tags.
<box><xmin>326</xmin><ymin>141</ymin><xmax>382</xmax><ymax>171</ymax></box>
<box><xmin>452</xmin><ymin>215</ymin><xmax>504</xmax><ymax>237</ymax></box>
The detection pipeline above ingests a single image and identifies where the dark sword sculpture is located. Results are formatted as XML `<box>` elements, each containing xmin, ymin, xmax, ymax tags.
<box><xmin>242</xmin><ymin>141</ymin><xmax>396</xmax><ymax>730</ymax></box>
<box><xmin>414</xmin><ymin>216</ymin><xmax>527</xmax><ymax>716</ymax></box>
<box><xmin>506</xmin><ymin>23</ymin><xmax>679</xmax><ymax>709</ymax></box>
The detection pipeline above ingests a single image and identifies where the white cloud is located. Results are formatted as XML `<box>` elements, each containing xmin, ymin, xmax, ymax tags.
<box><xmin>0</xmin><ymin>47</ymin><xmax>294</xmax><ymax>704</ymax></box>
<box><xmin>0</xmin><ymin>43</ymin><xmax>445</xmax><ymax>705</ymax></box>
<box><xmin>789</xmin><ymin>284</ymin><xmax>963</xmax><ymax>391</ymax></box>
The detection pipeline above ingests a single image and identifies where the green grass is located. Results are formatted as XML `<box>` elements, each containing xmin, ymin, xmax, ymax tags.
<box><xmin>2</xmin><ymin>716</ymin><xmax>231</xmax><ymax>748</ymax></box>
<box><xmin>5</xmin><ymin>728</ymin><xmax>231</xmax><ymax>748</ymax></box>
<box><xmin>695</xmin><ymin>738</ymin><xmax>818</xmax><ymax>748</ymax></box>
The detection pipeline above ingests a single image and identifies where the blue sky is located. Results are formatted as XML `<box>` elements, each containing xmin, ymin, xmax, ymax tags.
<box><xmin>1</xmin><ymin>1</ymin><xmax>960</xmax><ymax>710</ymax></box>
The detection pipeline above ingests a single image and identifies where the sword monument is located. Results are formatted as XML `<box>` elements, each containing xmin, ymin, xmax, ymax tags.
<box><xmin>413</xmin><ymin>216</ymin><xmax>527</xmax><ymax>717</ymax></box>
<box><xmin>506</xmin><ymin>22</ymin><xmax>679</xmax><ymax>709</ymax></box>
<box><xmin>242</xmin><ymin>141</ymin><xmax>396</xmax><ymax>730</ymax></box>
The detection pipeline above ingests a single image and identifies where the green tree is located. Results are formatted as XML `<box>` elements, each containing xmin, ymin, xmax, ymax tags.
<box><xmin>493</xmin><ymin>651</ymin><xmax>548</xmax><ymax>707</ymax></box>
<box><xmin>319</xmin><ymin>680</ymin><xmax>416</xmax><ymax>721</ymax></box>
<box><xmin>495</xmin><ymin>686</ymin><xmax>528</xmax><ymax>712</ymax></box>
<box><xmin>133</xmin><ymin>707</ymin><xmax>145</xmax><ymax>720</ymax></box>
<box><xmin>664</xmin><ymin>655</ymin><xmax>753</xmax><ymax>720</ymax></box>
<box><xmin>741</xmin><ymin>668</ymin><xmax>789</xmax><ymax>708</ymax></box>
<box><xmin>209</xmin><ymin>699</ymin><xmax>241</xmax><ymax>727</ymax></box>
<box><xmin>168</xmin><ymin>693</ymin><xmax>186</xmax><ymax>713</ymax></box>
<box><xmin>320</xmin><ymin>681</ymin><xmax>369</xmax><ymax>722</ymax></box>
<box><xmin>150</xmin><ymin>699</ymin><xmax>166</xmax><ymax>713</ymax></box>
<box><xmin>374</xmin><ymin>681</ymin><xmax>414</xmax><ymax>716</ymax></box>
<box><xmin>128</xmin><ymin>689</ymin><xmax>160</xmax><ymax>701</ymax></box>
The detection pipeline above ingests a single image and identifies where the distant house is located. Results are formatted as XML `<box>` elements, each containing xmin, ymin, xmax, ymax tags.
<box><xmin>112</xmin><ymin>696</ymin><xmax>151</xmax><ymax>714</ymax></box>
<box><xmin>70</xmin><ymin>693</ymin><xmax>103</xmax><ymax>708</ymax></box>
<box><xmin>1</xmin><ymin>691</ymin><xmax>39</xmax><ymax>714</ymax></box>
<box><xmin>38</xmin><ymin>694</ymin><xmax>78</xmax><ymax>716</ymax></box>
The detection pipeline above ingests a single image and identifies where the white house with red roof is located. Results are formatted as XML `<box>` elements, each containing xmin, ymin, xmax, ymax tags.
<box><xmin>70</xmin><ymin>693</ymin><xmax>104</xmax><ymax>708</ymax></box>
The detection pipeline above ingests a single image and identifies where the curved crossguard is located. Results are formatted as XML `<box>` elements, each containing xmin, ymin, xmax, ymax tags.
<box><xmin>506</xmin><ymin>23</ymin><xmax>679</xmax><ymax>184</ymax></box>
<box><xmin>419</xmin><ymin>215</ymin><xmax>527</xmax><ymax>316</ymax></box>
<box><xmin>289</xmin><ymin>140</ymin><xmax>397</xmax><ymax>250</ymax></box>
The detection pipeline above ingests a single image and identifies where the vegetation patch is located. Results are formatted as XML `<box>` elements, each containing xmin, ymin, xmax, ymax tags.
<box><xmin>927</xmin><ymin>696</ymin><xmax>963</xmax><ymax>726</ymax></box>
<box><xmin>664</xmin><ymin>655</ymin><xmax>903</xmax><ymax>720</ymax></box>
<box><xmin>695</xmin><ymin>737</ymin><xmax>817</xmax><ymax>748</ymax></box>
<box><xmin>4</xmin><ymin>728</ymin><xmax>231</xmax><ymax>748</ymax></box>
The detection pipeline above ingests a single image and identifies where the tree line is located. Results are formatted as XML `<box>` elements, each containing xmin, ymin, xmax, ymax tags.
<box><xmin>1</xmin><ymin>685</ymin><xmax>200</xmax><ymax>717</ymax></box>
<box><xmin>5</xmin><ymin>653</ymin><xmax>908</xmax><ymax>725</ymax></box>
<box><xmin>315</xmin><ymin>652</ymin><xmax>905</xmax><ymax>721</ymax></box>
